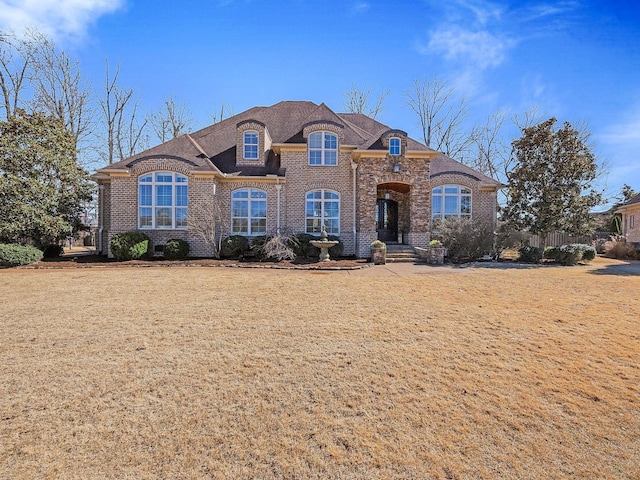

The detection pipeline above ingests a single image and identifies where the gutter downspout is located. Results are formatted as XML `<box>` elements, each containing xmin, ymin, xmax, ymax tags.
<box><xmin>98</xmin><ymin>184</ymin><xmax>104</xmax><ymax>254</ymax></box>
<box><xmin>351</xmin><ymin>161</ymin><xmax>358</xmax><ymax>256</ymax></box>
<box><xmin>276</xmin><ymin>179</ymin><xmax>282</xmax><ymax>235</ymax></box>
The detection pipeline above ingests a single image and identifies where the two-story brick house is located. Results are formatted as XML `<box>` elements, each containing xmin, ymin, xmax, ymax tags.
<box><xmin>92</xmin><ymin>101</ymin><xmax>502</xmax><ymax>258</ymax></box>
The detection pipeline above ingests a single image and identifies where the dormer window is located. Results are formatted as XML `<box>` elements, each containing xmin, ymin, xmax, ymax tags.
<box><xmin>389</xmin><ymin>137</ymin><xmax>401</xmax><ymax>156</ymax></box>
<box><xmin>243</xmin><ymin>131</ymin><xmax>259</xmax><ymax>160</ymax></box>
<box><xmin>309</xmin><ymin>131</ymin><xmax>337</xmax><ymax>166</ymax></box>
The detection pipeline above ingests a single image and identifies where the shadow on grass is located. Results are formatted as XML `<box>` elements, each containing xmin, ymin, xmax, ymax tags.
<box><xmin>455</xmin><ymin>261</ymin><xmax>559</xmax><ymax>270</ymax></box>
<box><xmin>587</xmin><ymin>260</ymin><xmax>640</xmax><ymax>276</ymax></box>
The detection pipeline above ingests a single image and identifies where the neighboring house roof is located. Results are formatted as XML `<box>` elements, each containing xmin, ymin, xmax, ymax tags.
<box><xmin>616</xmin><ymin>192</ymin><xmax>640</xmax><ymax>213</ymax></box>
<box><xmin>95</xmin><ymin>101</ymin><xmax>499</xmax><ymax>187</ymax></box>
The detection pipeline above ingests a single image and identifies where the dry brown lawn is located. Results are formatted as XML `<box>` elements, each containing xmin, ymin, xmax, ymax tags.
<box><xmin>1</xmin><ymin>257</ymin><xmax>639</xmax><ymax>479</ymax></box>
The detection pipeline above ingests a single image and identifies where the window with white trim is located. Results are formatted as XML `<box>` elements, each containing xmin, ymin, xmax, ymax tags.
<box><xmin>243</xmin><ymin>131</ymin><xmax>259</xmax><ymax>160</ymax></box>
<box><xmin>306</xmin><ymin>189</ymin><xmax>340</xmax><ymax>234</ymax></box>
<box><xmin>231</xmin><ymin>188</ymin><xmax>267</xmax><ymax>235</ymax></box>
<box><xmin>308</xmin><ymin>131</ymin><xmax>337</xmax><ymax>166</ymax></box>
<box><xmin>389</xmin><ymin>137</ymin><xmax>401</xmax><ymax>156</ymax></box>
<box><xmin>432</xmin><ymin>185</ymin><xmax>472</xmax><ymax>220</ymax></box>
<box><xmin>138</xmin><ymin>172</ymin><xmax>188</xmax><ymax>229</ymax></box>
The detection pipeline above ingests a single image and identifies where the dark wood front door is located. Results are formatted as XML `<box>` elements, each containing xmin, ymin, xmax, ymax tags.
<box><xmin>376</xmin><ymin>199</ymin><xmax>398</xmax><ymax>242</ymax></box>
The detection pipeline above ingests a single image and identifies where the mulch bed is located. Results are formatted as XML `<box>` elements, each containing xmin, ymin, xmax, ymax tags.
<box><xmin>23</xmin><ymin>254</ymin><xmax>371</xmax><ymax>270</ymax></box>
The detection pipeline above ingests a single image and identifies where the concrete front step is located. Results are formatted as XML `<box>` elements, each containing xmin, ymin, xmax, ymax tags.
<box><xmin>385</xmin><ymin>245</ymin><xmax>419</xmax><ymax>263</ymax></box>
<box><xmin>386</xmin><ymin>256</ymin><xmax>420</xmax><ymax>263</ymax></box>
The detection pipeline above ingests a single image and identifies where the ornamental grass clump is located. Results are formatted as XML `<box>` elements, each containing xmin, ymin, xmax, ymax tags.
<box><xmin>0</xmin><ymin>243</ymin><xmax>43</xmax><ymax>266</ymax></box>
<box><xmin>109</xmin><ymin>232</ymin><xmax>150</xmax><ymax>261</ymax></box>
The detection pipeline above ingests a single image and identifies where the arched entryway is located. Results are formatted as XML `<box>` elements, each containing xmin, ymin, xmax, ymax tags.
<box><xmin>376</xmin><ymin>182</ymin><xmax>410</xmax><ymax>243</ymax></box>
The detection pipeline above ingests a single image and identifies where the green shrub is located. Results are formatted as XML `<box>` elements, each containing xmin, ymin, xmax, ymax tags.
<box><xmin>327</xmin><ymin>235</ymin><xmax>344</xmax><ymax>257</ymax></box>
<box><xmin>42</xmin><ymin>244</ymin><xmax>64</xmax><ymax>258</ymax></box>
<box><xmin>110</xmin><ymin>231</ymin><xmax>151</xmax><ymax>261</ymax></box>
<box><xmin>291</xmin><ymin>233</ymin><xmax>315</xmax><ymax>258</ymax></box>
<box><xmin>545</xmin><ymin>244</ymin><xmax>597</xmax><ymax>265</ymax></box>
<box><xmin>0</xmin><ymin>243</ymin><xmax>43</xmax><ymax>266</ymax></box>
<box><xmin>249</xmin><ymin>235</ymin><xmax>269</xmax><ymax>260</ymax></box>
<box><xmin>163</xmin><ymin>239</ymin><xmax>190</xmax><ymax>260</ymax></box>
<box><xmin>574</xmin><ymin>243</ymin><xmax>596</xmax><ymax>262</ymax></box>
<box><xmin>220</xmin><ymin>235</ymin><xmax>249</xmax><ymax>259</ymax></box>
<box><xmin>518</xmin><ymin>245</ymin><xmax>543</xmax><ymax>263</ymax></box>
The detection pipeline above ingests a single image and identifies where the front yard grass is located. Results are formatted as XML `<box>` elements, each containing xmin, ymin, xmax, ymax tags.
<box><xmin>1</xmin><ymin>257</ymin><xmax>638</xmax><ymax>479</ymax></box>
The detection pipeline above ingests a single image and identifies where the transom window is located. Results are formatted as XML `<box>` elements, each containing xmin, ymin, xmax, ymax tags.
<box><xmin>432</xmin><ymin>185</ymin><xmax>472</xmax><ymax>220</ymax></box>
<box><xmin>139</xmin><ymin>172</ymin><xmax>188</xmax><ymax>229</ymax></box>
<box><xmin>231</xmin><ymin>188</ymin><xmax>267</xmax><ymax>235</ymax></box>
<box><xmin>243</xmin><ymin>131</ymin><xmax>259</xmax><ymax>160</ymax></box>
<box><xmin>308</xmin><ymin>131</ymin><xmax>337</xmax><ymax>166</ymax></box>
<box><xmin>389</xmin><ymin>137</ymin><xmax>401</xmax><ymax>156</ymax></box>
<box><xmin>306</xmin><ymin>189</ymin><xmax>340</xmax><ymax>234</ymax></box>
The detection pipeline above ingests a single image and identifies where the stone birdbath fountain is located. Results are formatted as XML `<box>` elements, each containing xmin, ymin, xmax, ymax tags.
<box><xmin>310</xmin><ymin>224</ymin><xmax>339</xmax><ymax>262</ymax></box>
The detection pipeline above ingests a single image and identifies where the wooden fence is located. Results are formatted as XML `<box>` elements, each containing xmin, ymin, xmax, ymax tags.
<box><xmin>523</xmin><ymin>231</ymin><xmax>610</xmax><ymax>248</ymax></box>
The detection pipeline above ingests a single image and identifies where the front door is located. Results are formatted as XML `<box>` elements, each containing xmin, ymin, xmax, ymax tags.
<box><xmin>376</xmin><ymin>199</ymin><xmax>398</xmax><ymax>242</ymax></box>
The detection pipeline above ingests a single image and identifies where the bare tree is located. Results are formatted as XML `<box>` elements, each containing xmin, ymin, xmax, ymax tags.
<box><xmin>469</xmin><ymin>109</ymin><xmax>509</xmax><ymax>180</ymax></box>
<box><xmin>405</xmin><ymin>77</ymin><xmax>471</xmax><ymax>160</ymax></box>
<box><xmin>149</xmin><ymin>95</ymin><xmax>192</xmax><ymax>143</ymax></box>
<box><xmin>29</xmin><ymin>31</ymin><xmax>92</xmax><ymax>148</ymax></box>
<box><xmin>186</xmin><ymin>195</ymin><xmax>223</xmax><ymax>258</ymax></box>
<box><xmin>0</xmin><ymin>31</ymin><xmax>35</xmax><ymax>120</ymax></box>
<box><xmin>343</xmin><ymin>83</ymin><xmax>390</xmax><ymax>120</ymax></box>
<box><xmin>513</xmin><ymin>105</ymin><xmax>545</xmax><ymax>131</ymax></box>
<box><xmin>99</xmin><ymin>60</ymin><xmax>148</xmax><ymax>164</ymax></box>
<box><xmin>210</xmin><ymin>103</ymin><xmax>233</xmax><ymax>124</ymax></box>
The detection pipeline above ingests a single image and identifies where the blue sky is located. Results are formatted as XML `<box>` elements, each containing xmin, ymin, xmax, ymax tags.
<box><xmin>1</xmin><ymin>0</ymin><xmax>639</xmax><ymax>207</ymax></box>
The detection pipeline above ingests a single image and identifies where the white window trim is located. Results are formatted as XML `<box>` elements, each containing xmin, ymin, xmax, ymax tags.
<box><xmin>243</xmin><ymin>130</ymin><xmax>259</xmax><ymax>160</ymax></box>
<box><xmin>138</xmin><ymin>172</ymin><xmax>188</xmax><ymax>230</ymax></box>
<box><xmin>389</xmin><ymin>137</ymin><xmax>401</xmax><ymax>156</ymax></box>
<box><xmin>308</xmin><ymin>131</ymin><xmax>338</xmax><ymax>166</ymax></box>
<box><xmin>431</xmin><ymin>184</ymin><xmax>472</xmax><ymax>220</ymax></box>
<box><xmin>305</xmin><ymin>189</ymin><xmax>340</xmax><ymax>235</ymax></box>
<box><xmin>231</xmin><ymin>188</ymin><xmax>267</xmax><ymax>236</ymax></box>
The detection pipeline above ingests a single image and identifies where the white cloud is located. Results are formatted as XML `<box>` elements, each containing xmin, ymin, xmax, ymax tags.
<box><xmin>0</xmin><ymin>0</ymin><xmax>125</xmax><ymax>41</ymax></box>
<box><xmin>352</xmin><ymin>2</ymin><xmax>370</xmax><ymax>14</ymax></box>
<box><xmin>426</xmin><ymin>26</ymin><xmax>511</xmax><ymax>69</ymax></box>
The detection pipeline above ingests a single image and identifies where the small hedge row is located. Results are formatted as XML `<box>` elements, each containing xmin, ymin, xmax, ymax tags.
<box><xmin>544</xmin><ymin>244</ymin><xmax>596</xmax><ymax>266</ymax></box>
<box><xmin>219</xmin><ymin>233</ymin><xmax>345</xmax><ymax>260</ymax></box>
<box><xmin>0</xmin><ymin>243</ymin><xmax>43</xmax><ymax>266</ymax></box>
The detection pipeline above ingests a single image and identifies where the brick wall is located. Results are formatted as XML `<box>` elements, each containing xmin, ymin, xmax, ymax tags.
<box><xmin>280</xmin><ymin>147</ymin><xmax>356</xmax><ymax>255</ymax></box>
<box><xmin>623</xmin><ymin>207</ymin><xmax>640</xmax><ymax>243</ymax></box>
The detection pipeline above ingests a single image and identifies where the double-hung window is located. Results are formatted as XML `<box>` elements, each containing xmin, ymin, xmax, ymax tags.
<box><xmin>305</xmin><ymin>189</ymin><xmax>340</xmax><ymax>234</ymax></box>
<box><xmin>432</xmin><ymin>185</ymin><xmax>472</xmax><ymax>220</ymax></box>
<box><xmin>139</xmin><ymin>172</ymin><xmax>188</xmax><ymax>229</ymax></box>
<box><xmin>308</xmin><ymin>131</ymin><xmax>337</xmax><ymax>166</ymax></box>
<box><xmin>243</xmin><ymin>131</ymin><xmax>259</xmax><ymax>160</ymax></box>
<box><xmin>231</xmin><ymin>188</ymin><xmax>267</xmax><ymax>235</ymax></box>
<box><xmin>389</xmin><ymin>137</ymin><xmax>401</xmax><ymax>156</ymax></box>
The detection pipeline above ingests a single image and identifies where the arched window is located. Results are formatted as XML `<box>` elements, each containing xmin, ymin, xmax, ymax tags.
<box><xmin>389</xmin><ymin>137</ymin><xmax>401</xmax><ymax>156</ymax></box>
<box><xmin>308</xmin><ymin>131</ymin><xmax>337</xmax><ymax>166</ymax></box>
<box><xmin>432</xmin><ymin>185</ymin><xmax>472</xmax><ymax>220</ymax></box>
<box><xmin>243</xmin><ymin>131</ymin><xmax>259</xmax><ymax>160</ymax></box>
<box><xmin>138</xmin><ymin>172</ymin><xmax>188</xmax><ymax>229</ymax></box>
<box><xmin>306</xmin><ymin>189</ymin><xmax>340</xmax><ymax>234</ymax></box>
<box><xmin>231</xmin><ymin>188</ymin><xmax>267</xmax><ymax>235</ymax></box>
